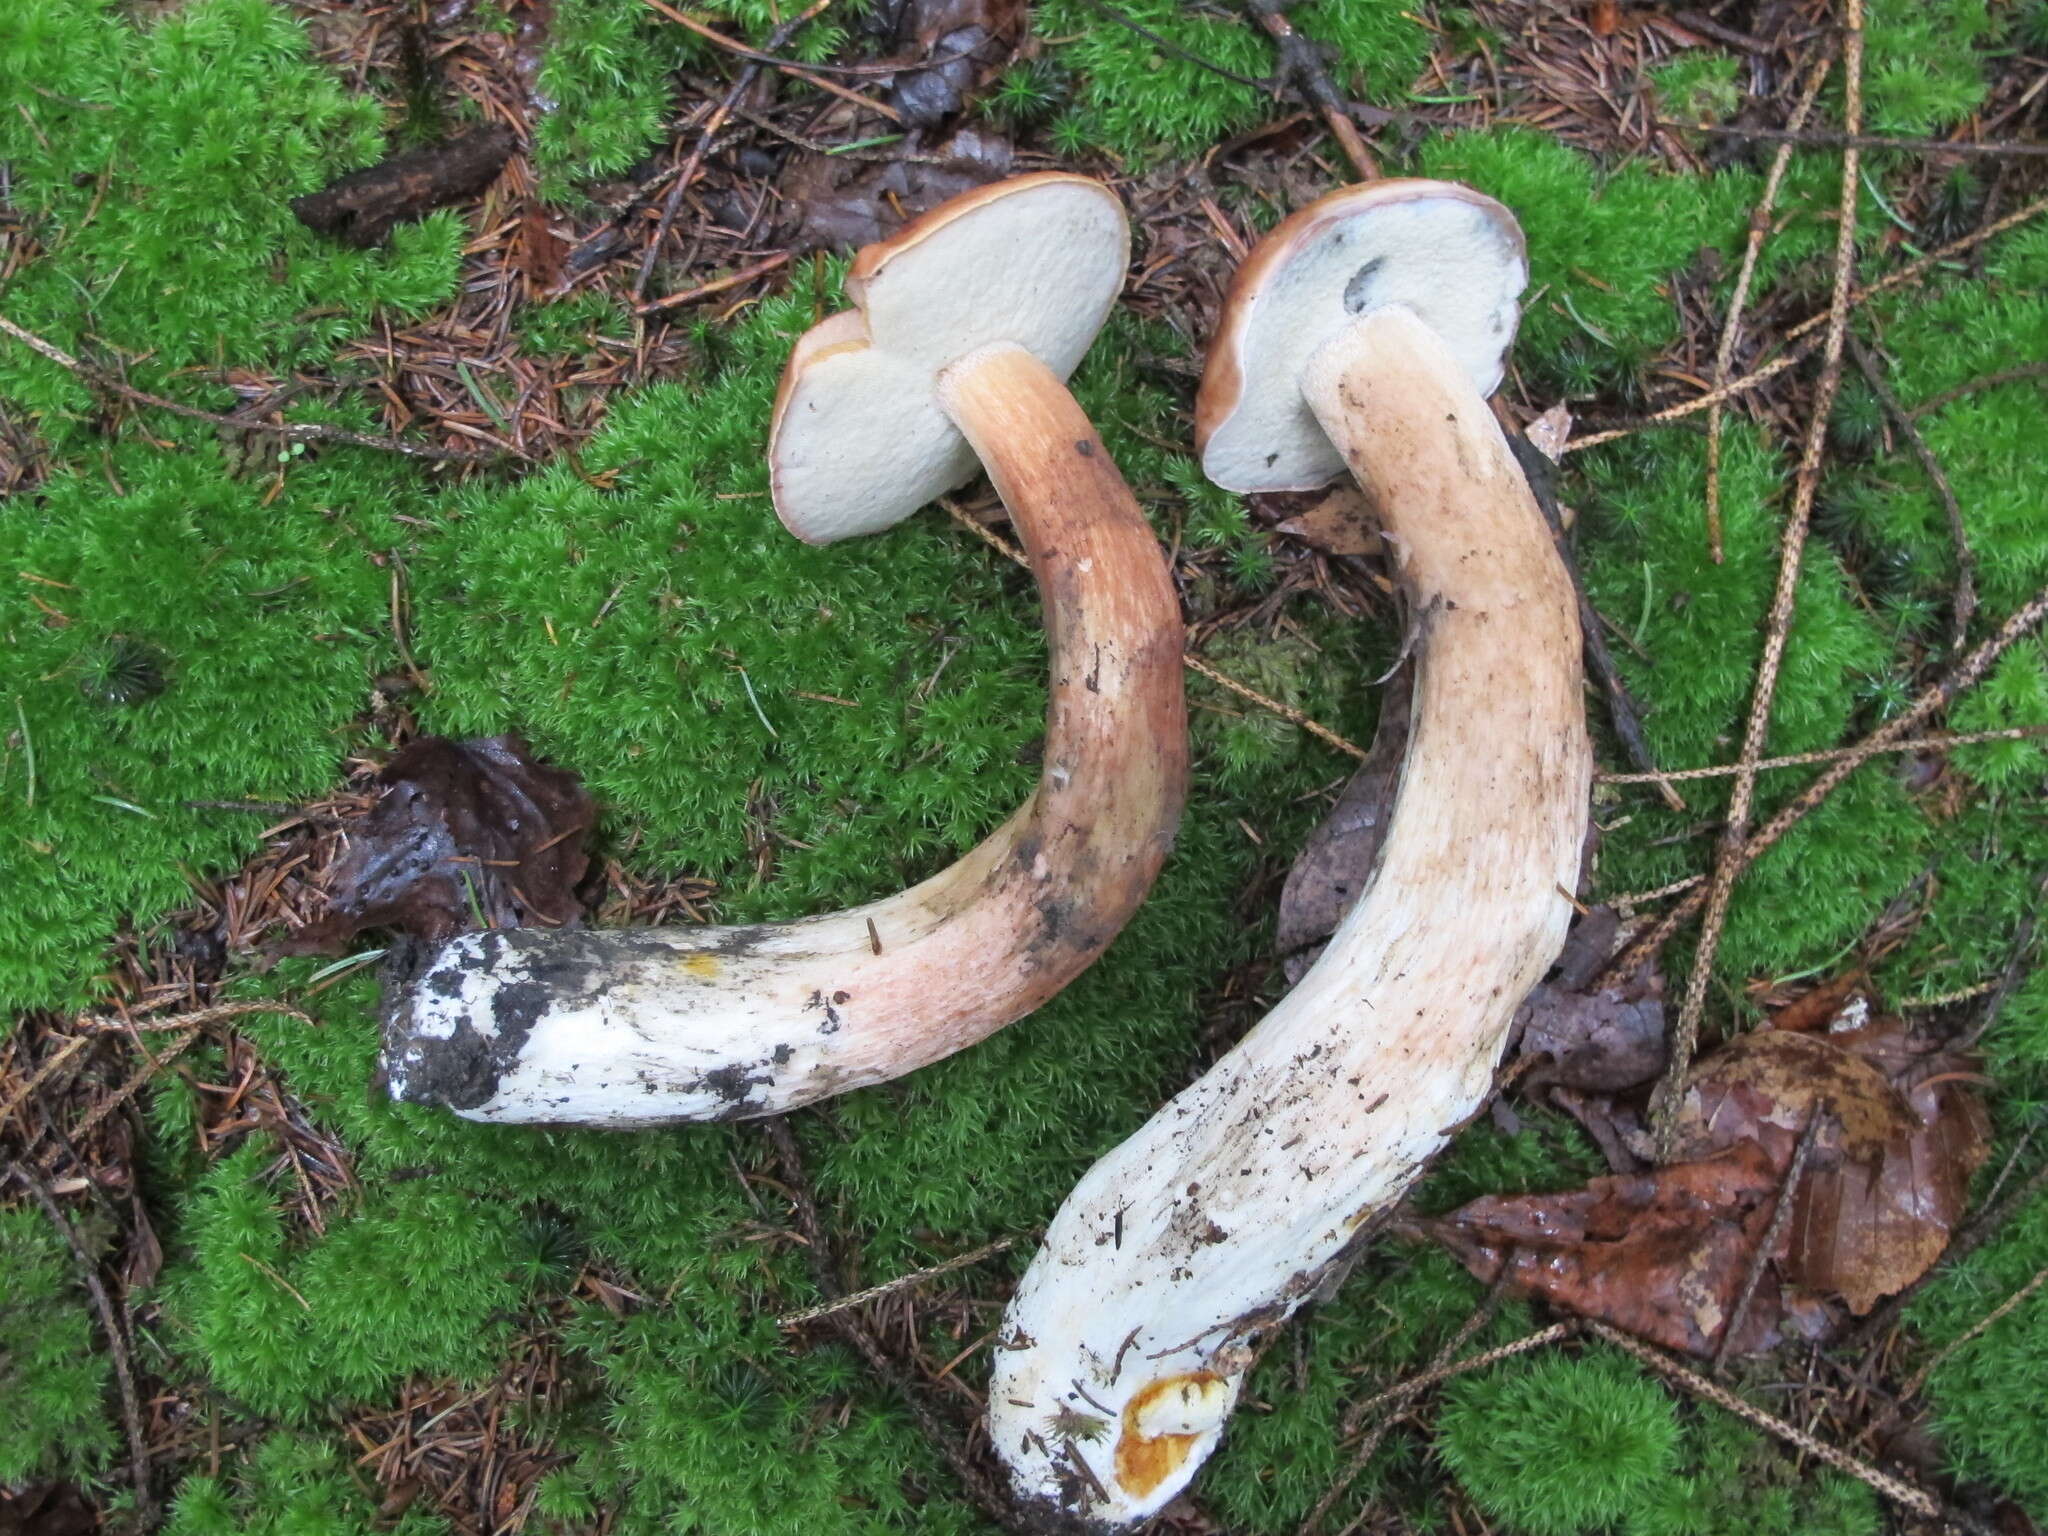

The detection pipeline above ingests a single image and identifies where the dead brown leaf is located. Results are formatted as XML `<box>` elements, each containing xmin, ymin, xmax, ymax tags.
<box><xmin>1428</xmin><ymin>973</ymin><xmax>1989</xmax><ymax>1348</ymax></box>
<box><xmin>1513</xmin><ymin>906</ymin><xmax>1668</xmax><ymax>1094</ymax></box>
<box><xmin>1419</xmin><ymin>1141</ymin><xmax>1833</xmax><ymax>1356</ymax></box>
<box><xmin>1671</xmin><ymin>1017</ymin><xmax>1990</xmax><ymax>1315</ymax></box>
<box><xmin>1276</xmin><ymin>486</ymin><xmax>1379</xmax><ymax>557</ymax></box>
<box><xmin>0</xmin><ymin>1484</ymin><xmax>98</xmax><ymax>1536</ymax></box>
<box><xmin>281</xmin><ymin>734</ymin><xmax>593</xmax><ymax>953</ymax></box>
<box><xmin>1274</xmin><ymin>667</ymin><xmax>1411</xmax><ymax>983</ymax></box>
<box><xmin>784</xmin><ymin>127</ymin><xmax>1013</xmax><ymax>251</ymax></box>
<box><xmin>881</xmin><ymin>0</ymin><xmax>1025</xmax><ymax>123</ymax></box>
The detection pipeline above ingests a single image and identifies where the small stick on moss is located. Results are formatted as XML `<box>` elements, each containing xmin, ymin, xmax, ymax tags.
<box><xmin>1906</xmin><ymin>360</ymin><xmax>2048</xmax><ymax>420</ymax></box>
<box><xmin>1713</xmin><ymin>1107</ymin><xmax>1825</xmax><ymax>1373</ymax></box>
<box><xmin>1508</xmin><ymin>431</ymin><xmax>1684</xmax><ymax>813</ymax></box>
<box><xmin>1071</xmin><ymin>0</ymin><xmax>1267</xmax><ymax>87</ymax></box>
<box><xmin>1242</xmin><ymin>0</ymin><xmax>1378</xmax><ymax>179</ymax></box>
<box><xmin>1301</xmin><ymin>1265</ymin><xmax>1520</xmax><ymax>1536</ymax></box>
<box><xmin>1706</xmin><ymin>50</ymin><xmax>1833</xmax><ymax>565</ymax></box>
<box><xmin>1675</xmin><ymin>122</ymin><xmax>2048</xmax><ymax>158</ymax></box>
<box><xmin>637</xmin><ymin>251</ymin><xmax>793</xmax><ymax>315</ymax></box>
<box><xmin>1610</xmin><ymin>580</ymin><xmax>2048</xmax><ymax>980</ymax></box>
<box><xmin>1596</xmin><ymin>723</ymin><xmax>2048</xmax><ymax>783</ymax></box>
<box><xmin>758</xmin><ymin>1118</ymin><xmax>1034</xmax><ymax>1535</ymax></box>
<box><xmin>1895</xmin><ymin>1263</ymin><xmax>2048</xmax><ymax>1407</ymax></box>
<box><xmin>0</xmin><ymin>314</ymin><xmax>500</xmax><ymax>464</ymax></box>
<box><xmin>1848</xmin><ymin>336</ymin><xmax>1976</xmax><ymax>651</ymax></box>
<box><xmin>634</xmin><ymin>0</ymin><xmax>839</xmax><ymax>303</ymax></box>
<box><xmin>1953</xmin><ymin>865</ymin><xmax>2048</xmax><ymax>1051</ymax></box>
<box><xmin>776</xmin><ymin>1234</ymin><xmax>1023</xmax><ymax>1328</ymax></box>
<box><xmin>10</xmin><ymin>1160</ymin><xmax>153</xmax><ymax>1519</ymax></box>
<box><xmin>0</xmin><ymin>1032</ymin><xmax>91</xmax><ymax>1134</ymax></box>
<box><xmin>1298</xmin><ymin>1322</ymin><xmax>1576</xmax><ymax>1536</ymax></box>
<box><xmin>1584</xmin><ymin>1322</ymin><xmax>1968</xmax><ymax>1527</ymax></box>
<box><xmin>1649</xmin><ymin>0</ymin><xmax>1865</xmax><ymax>1154</ymax></box>
<box><xmin>939</xmin><ymin>497</ymin><xmax>1374</xmax><ymax>760</ymax></box>
<box><xmin>1567</xmin><ymin>188</ymin><xmax>2048</xmax><ymax>453</ymax></box>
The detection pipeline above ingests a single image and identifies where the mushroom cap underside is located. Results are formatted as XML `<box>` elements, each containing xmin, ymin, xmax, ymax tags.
<box><xmin>770</xmin><ymin>173</ymin><xmax>1131</xmax><ymax>544</ymax></box>
<box><xmin>1195</xmin><ymin>178</ymin><xmax>1528</xmax><ymax>495</ymax></box>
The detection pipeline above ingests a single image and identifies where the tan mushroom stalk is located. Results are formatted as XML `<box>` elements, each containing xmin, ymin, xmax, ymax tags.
<box><xmin>384</xmin><ymin>175</ymin><xmax>1187</xmax><ymax>1125</ymax></box>
<box><xmin>988</xmin><ymin>181</ymin><xmax>1591</xmax><ymax>1523</ymax></box>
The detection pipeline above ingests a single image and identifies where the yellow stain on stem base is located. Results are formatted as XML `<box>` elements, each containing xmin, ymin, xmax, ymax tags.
<box><xmin>1113</xmin><ymin>1373</ymin><xmax>1227</xmax><ymax>1499</ymax></box>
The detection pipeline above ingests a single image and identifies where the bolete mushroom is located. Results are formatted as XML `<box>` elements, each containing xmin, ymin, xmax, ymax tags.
<box><xmin>383</xmin><ymin>174</ymin><xmax>1188</xmax><ymax>1124</ymax></box>
<box><xmin>988</xmin><ymin>180</ymin><xmax>1591</xmax><ymax>1522</ymax></box>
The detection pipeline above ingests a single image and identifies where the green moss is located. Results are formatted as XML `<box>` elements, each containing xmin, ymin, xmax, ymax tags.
<box><xmin>162</xmin><ymin>1431</ymin><xmax>414</xmax><ymax>1536</ymax></box>
<box><xmin>1440</xmin><ymin>1346</ymin><xmax>1682</xmax><ymax>1536</ymax></box>
<box><xmin>1032</xmin><ymin>0</ymin><xmax>1428</xmax><ymax>162</ymax></box>
<box><xmin>1648</xmin><ymin>52</ymin><xmax>1743</xmax><ymax>126</ymax></box>
<box><xmin>0</xmin><ymin>1207</ymin><xmax>117</xmax><ymax>1483</ymax></box>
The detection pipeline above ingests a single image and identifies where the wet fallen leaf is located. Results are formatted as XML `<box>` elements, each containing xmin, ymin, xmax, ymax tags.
<box><xmin>785</xmin><ymin>126</ymin><xmax>1014</xmax><ymax>251</ymax></box>
<box><xmin>1428</xmin><ymin>975</ymin><xmax>1988</xmax><ymax>1350</ymax></box>
<box><xmin>514</xmin><ymin>201</ymin><xmax>567</xmax><ymax>295</ymax></box>
<box><xmin>1419</xmin><ymin>1141</ymin><xmax>1833</xmax><ymax>1357</ymax></box>
<box><xmin>1674</xmin><ymin>1016</ymin><xmax>1990</xmax><ymax>1315</ymax></box>
<box><xmin>1274</xmin><ymin>668</ymin><xmax>1411</xmax><ymax>983</ymax></box>
<box><xmin>1512</xmin><ymin>906</ymin><xmax>1668</xmax><ymax>1094</ymax></box>
<box><xmin>0</xmin><ymin>1484</ymin><xmax>98</xmax><ymax>1536</ymax></box>
<box><xmin>1276</xmin><ymin>485</ymin><xmax>1378</xmax><ymax>557</ymax></box>
<box><xmin>882</xmin><ymin>0</ymin><xmax>1025</xmax><ymax>123</ymax></box>
<box><xmin>282</xmin><ymin>734</ymin><xmax>593</xmax><ymax>953</ymax></box>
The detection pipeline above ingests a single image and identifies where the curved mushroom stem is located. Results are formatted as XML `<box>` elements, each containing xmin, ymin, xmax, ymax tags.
<box><xmin>384</xmin><ymin>344</ymin><xmax>1186</xmax><ymax>1125</ymax></box>
<box><xmin>989</xmin><ymin>306</ymin><xmax>1590</xmax><ymax>1524</ymax></box>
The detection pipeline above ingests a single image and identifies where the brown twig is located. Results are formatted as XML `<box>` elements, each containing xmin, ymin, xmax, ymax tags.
<box><xmin>775</xmin><ymin>1234</ymin><xmax>1022</xmax><ymax>1328</ymax></box>
<box><xmin>0</xmin><ymin>314</ymin><xmax>501</xmax><ymax>464</ymax></box>
<box><xmin>1649</xmin><ymin>0</ymin><xmax>1865</xmax><ymax>1153</ymax></box>
<box><xmin>1244</xmin><ymin>0</ymin><xmax>1379</xmax><ymax>179</ymax></box>
<box><xmin>1906</xmin><ymin>360</ymin><xmax>2048</xmax><ymax>420</ymax></box>
<box><xmin>1301</xmin><ymin>1268</ymin><xmax>1518</xmax><ymax>1536</ymax></box>
<box><xmin>1567</xmin><ymin>190</ymin><xmax>2048</xmax><ymax>453</ymax></box>
<box><xmin>1676</xmin><ymin>122</ymin><xmax>2048</xmax><ymax>157</ymax></box>
<box><xmin>1508</xmin><ymin>432</ymin><xmax>1685</xmax><ymax>812</ymax></box>
<box><xmin>1896</xmin><ymin>1263</ymin><xmax>2048</xmax><ymax>1405</ymax></box>
<box><xmin>1954</xmin><ymin>865</ymin><xmax>2048</xmax><ymax>1050</ymax></box>
<box><xmin>1074</xmin><ymin>0</ymin><xmax>1267</xmax><ymax>88</ymax></box>
<box><xmin>1597</xmin><ymin>724</ymin><xmax>2048</xmax><ymax>784</ymax></box>
<box><xmin>634</xmin><ymin>0</ymin><xmax>838</xmax><ymax>303</ymax></box>
<box><xmin>1586</xmin><ymin>1322</ymin><xmax>1965</xmax><ymax>1526</ymax></box>
<box><xmin>1297</xmin><ymin>1323</ymin><xmax>1576</xmax><ymax>1536</ymax></box>
<box><xmin>1612</xmin><ymin>581</ymin><xmax>2048</xmax><ymax>979</ymax></box>
<box><xmin>758</xmin><ymin>1118</ymin><xmax>1030</xmax><ymax>1534</ymax></box>
<box><xmin>1713</xmin><ymin>1107</ymin><xmax>1825</xmax><ymax>1372</ymax></box>
<box><xmin>1848</xmin><ymin>335</ymin><xmax>1976</xmax><ymax>651</ymax></box>
<box><xmin>1706</xmin><ymin>51</ymin><xmax>1832</xmax><ymax>564</ymax></box>
<box><xmin>637</xmin><ymin>251</ymin><xmax>793</xmax><ymax>315</ymax></box>
<box><xmin>11</xmin><ymin>1160</ymin><xmax>153</xmax><ymax>1518</ymax></box>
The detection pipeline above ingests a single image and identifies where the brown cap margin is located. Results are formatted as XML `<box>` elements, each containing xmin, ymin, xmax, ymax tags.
<box><xmin>1192</xmin><ymin>179</ymin><xmax>1526</xmax><ymax>462</ymax></box>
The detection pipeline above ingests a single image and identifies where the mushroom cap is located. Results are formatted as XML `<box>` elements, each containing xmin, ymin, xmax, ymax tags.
<box><xmin>770</xmin><ymin>173</ymin><xmax>1131</xmax><ymax>544</ymax></box>
<box><xmin>1195</xmin><ymin>179</ymin><xmax>1528</xmax><ymax>494</ymax></box>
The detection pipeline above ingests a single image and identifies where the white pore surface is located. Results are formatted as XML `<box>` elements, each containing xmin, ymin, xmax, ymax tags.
<box><xmin>772</xmin><ymin>177</ymin><xmax>1128</xmax><ymax>543</ymax></box>
<box><xmin>1201</xmin><ymin>193</ymin><xmax>1526</xmax><ymax>493</ymax></box>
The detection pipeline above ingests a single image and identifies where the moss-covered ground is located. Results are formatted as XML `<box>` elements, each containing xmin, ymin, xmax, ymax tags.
<box><xmin>4</xmin><ymin>0</ymin><xmax>2047</xmax><ymax>1531</ymax></box>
